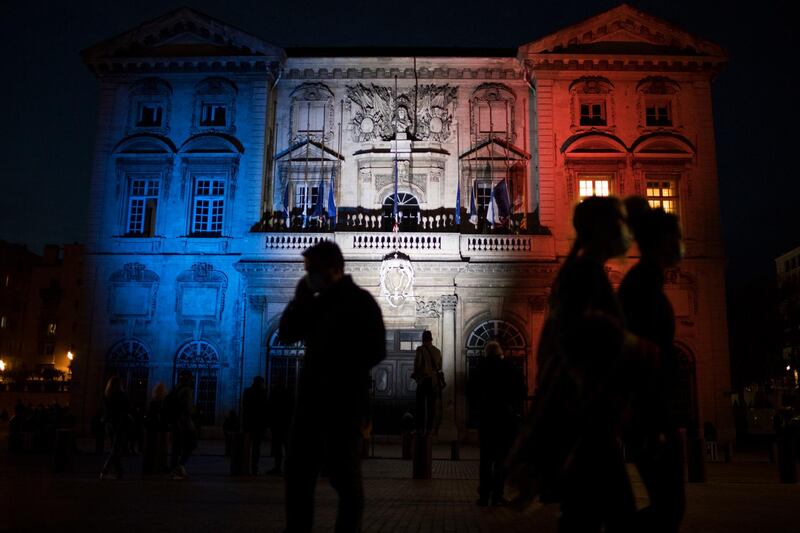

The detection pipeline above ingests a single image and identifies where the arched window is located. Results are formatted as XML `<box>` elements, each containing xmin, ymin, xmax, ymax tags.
<box><xmin>174</xmin><ymin>340</ymin><xmax>220</xmax><ymax>426</ymax></box>
<box><xmin>107</xmin><ymin>339</ymin><xmax>150</xmax><ymax>409</ymax></box>
<box><xmin>382</xmin><ymin>193</ymin><xmax>420</xmax><ymax>231</ymax></box>
<box><xmin>465</xmin><ymin>320</ymin><xmax>528</xmax><ymax>427</ymax></box>
<box><xmin>267</xmin><ymin>331</ymin><xmax>304</xmax><ymax>396</ymax></box>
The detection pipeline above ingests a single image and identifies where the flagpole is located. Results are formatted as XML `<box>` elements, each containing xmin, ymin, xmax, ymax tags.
<box><xmin>392</xmin><ymin>75</ymin><xmax>400</xmax><ymax>235</ymax></box>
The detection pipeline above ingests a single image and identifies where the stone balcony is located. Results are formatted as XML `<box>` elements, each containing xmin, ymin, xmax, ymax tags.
<box><xmin>259</xmin><ymin>231</ymin><xmax>555</xmax><ymax>262</ymax></box>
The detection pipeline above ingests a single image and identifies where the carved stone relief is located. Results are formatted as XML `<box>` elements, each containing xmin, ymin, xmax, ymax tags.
<box><xmin>175</xmin><ymin>263</ymin><xmax>229</xmax><ymax>324</ymax></box>
<box><xmin>416</xmin><ymin>298</ymin><xmax>441</xmax><ymax>318</ymax></box>
<box><xmin>346</xmin><ymin>83</ymin><xmax>458</xmax><ymax>142</ymax></box>
<box><xmin>108</xmin><ymin>263</ymin><xmax>160</xmax><ymax>322</ymax></box>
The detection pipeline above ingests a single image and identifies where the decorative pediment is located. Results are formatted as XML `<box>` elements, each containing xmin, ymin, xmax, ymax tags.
<box><xmin>460</xmin><ymin>138</ymin><xmax>530</xmax><ymax>160</ymax></box>
<box><xmin>519</xmin><ymin>4</ymin><xmax>726</xmax><ymax>60</ymax></box>
<box><xmin>561</xmin><ymin>132</ymin><xmax>628</xmax><ymax>156</ymax></box>
<box><xmin>631</xmin><ymin>133</ymin><xmax>695</xmax><ymax>158</ymax></box>
<box><xmin>82</xmin><ymin>7</ymin><xmax>285</xmax><ymax>64</ymax></box>
<box><xmin>275</xmin><ymin>140</ymin><xmax>345</xmax><ymax>162</ymax></box>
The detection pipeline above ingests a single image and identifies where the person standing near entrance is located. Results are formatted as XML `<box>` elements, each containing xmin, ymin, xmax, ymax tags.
<box><xmin>412</xmin><ymin>330</ymin><xmax>443</xmax><ymax>434</ymax></box>
<box><xmin>279</xmin><ymin>241</ymin><xmax>386</xmax><ymax>533</ymax></box>
<box><xmin>167</xmin><ymin>370</ymin><xmax>197</xmax><ymax>480</ymax></box>
<box><xmin>242</xmin><ymin>376</ymin><xmax>269</xmax><ymax>475</ymax></box>
<box><xmin>469</xmin><ymin>341</ymin><xmax>525</xmax><ymax>506</ymax></box>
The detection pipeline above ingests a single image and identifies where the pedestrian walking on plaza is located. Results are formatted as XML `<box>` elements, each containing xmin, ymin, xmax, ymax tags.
<box><xmin>242</xmin><ymin>376</ymin><xmax>269</xmax><ymax>475</ymax></box>
<box><xmin>508</xmin><ymin>196</ymin><xmax>637</xmax><ymax>532</ymax></box>
<box><xmin>618</xmin><ymin>199</ymin><xmax>686</xmax><ymax>532</ymax></box>
<box><xmin>268</xmin><ymin>382</ymin><xmax>293</xmax><ymax>475</ymax></box>
<box><xmin>279</xmin><ymin>241</ymin><xmax>386</xmax><ymax>533</ymax></box>
<box><xmin>412</xmin><ymin>330</ymin><xmax>443</xmax><ymax>434</ymax></box>
<box><xmin>143</xmin><ymin>382</ymin><xmax>169</xmax><ymax>474</ymax></box>
<box><xmin>100</xmin><ymin>375</ymin><xmax>130</xmax><ymax>480</ymax></box>
<box><xmin>469</xmin><ymin>340</ymin><xmax>525</xmax><ymax>506</ymax></box>
<box><xmin>167</xmin><ymin>370</ymin><xmax>197</xmax><ymax>480</ymax></box>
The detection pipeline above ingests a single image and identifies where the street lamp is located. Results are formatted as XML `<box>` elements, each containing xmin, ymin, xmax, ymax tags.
<box><xmin>67</xmin><ymin>351</ymin><xmax>74</xmax><ymax>362</ymax></box>
<box><xmin>0</xmin><ymin>359</ymin><xmax>5</xmax><ymax>372</ymax></box>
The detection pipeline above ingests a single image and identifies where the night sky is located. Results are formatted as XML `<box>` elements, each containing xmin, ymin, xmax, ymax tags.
<box><xmin>0</xmin><ymin>0</ymin><xmax>796</xmax><ymax>288</ymax></box>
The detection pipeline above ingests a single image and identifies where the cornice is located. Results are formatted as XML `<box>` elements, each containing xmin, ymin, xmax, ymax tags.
<box><xmin>525</xmin><ymin>55</ymin><xmax>726</xmax><ymax>75</ymax></box>
<box><xmin>86</xmin><ymin>57</ymin><xmax>281</xmax><ymax>78</ymax></box>
<box><xmin>282</xmin><ymin>66</ymin><xmax>523</xmax><ymax>81</ymax></box>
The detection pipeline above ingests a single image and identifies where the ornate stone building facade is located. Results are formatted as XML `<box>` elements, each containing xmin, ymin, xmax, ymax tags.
<box><xmin>74</xmin><ymin>5</ymin><xmax>732</xmax><ymax>441</ymax></box>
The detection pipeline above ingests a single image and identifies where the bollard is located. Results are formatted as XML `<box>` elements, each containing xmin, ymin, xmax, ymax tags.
<box><xmin>401</xmin><ymin>432</ymin><xmax>413</xmax><ymax>460</ymax></box>
<box><xmin>53</xmin><ymin>429</ymin><xmax>75</xmax><ymax>472</ymax></box>
<box><xmin>412</xmin><ymin>432</ymin><xmax>432</xmax><ymax>479</ymax></box>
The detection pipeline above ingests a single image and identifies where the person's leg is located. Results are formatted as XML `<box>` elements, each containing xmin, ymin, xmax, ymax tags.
<box><xmin>415</xmin><ymin>384</ymin><xmax>426</xmax><ymax>433</ymax></box>
<box><xmin>326</xmin><ymin>418</ymin><xmax>364</xmax><ymax>533</ymax></box>
<box><xmin>642</xmin><ymin>429</ymin><xmax>685</xmax><ymax>533</ymax></box>
<box><xmin>251</xmin><ymin>430</ymin><xmax>263</xmax><ymax>474</ymax></box>
<box><xmin>425</xmin><ymin>383</ymin><xmax>436</xmax><ymax>433</ymax></box>
<box><xmin>477</xmin><ymin>430</ymin><xmax>492</xmax><ymax>504</ymax></box>
<box><xmin>170</xmin><ymin>430</ymin><xmax>181</xmax><ymax>470</ymax></box>
<box><xmin>285</xmin><ymin>417</ymin><xmax>320</xmax><ymax>533</ymax></box>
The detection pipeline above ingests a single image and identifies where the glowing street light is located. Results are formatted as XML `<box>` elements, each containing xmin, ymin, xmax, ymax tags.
<box><xmin>67</xmin><ymin>351</ymin><xmax>74</xmax><ymax>362</ymax></box>
<box><xmin>0</xmin><ymin>359</ymin><xmax>5</xmax><ymax>372</ymax></box>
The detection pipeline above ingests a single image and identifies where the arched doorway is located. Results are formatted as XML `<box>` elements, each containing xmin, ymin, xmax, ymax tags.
<box><xmin>382</xmin><ymin>193</ymin><xmax>420</xmax><ymax>231</ymax></box>
<box><xmin>465</xmin><ymin>320</ymin><xmax>528</xmax><ymax>427</ymax></box>
<box><xmin>174</xmin><ymin>340</ymin><xmax>220</xmax><ymax>426</ymax></box>
<box><xmin>266</xmin><ymin>330</ymin><xmax>304</xmax><ymax>397</ymax></box>
<box><xmin>106</xmin><ymin>339</ymin><xmax>150</xmax><ymax>409</ymax></box>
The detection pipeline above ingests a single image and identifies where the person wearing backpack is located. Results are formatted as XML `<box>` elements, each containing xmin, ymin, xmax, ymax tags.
<box><xmin>411</xmin><ymin>330</ymin><xmax>443</xmax><ymax>435</ymax></box>
<box><xmin>168</xmin><ymin>370</ymin><xmax>197</xmax><ymax>480</ymax></box>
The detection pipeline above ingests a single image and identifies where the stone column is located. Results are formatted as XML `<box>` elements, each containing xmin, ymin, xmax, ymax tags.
<box><xmin>439</xmin><ymin>294</ymin><xmax>458</xmax><ymax>441</ymax></box>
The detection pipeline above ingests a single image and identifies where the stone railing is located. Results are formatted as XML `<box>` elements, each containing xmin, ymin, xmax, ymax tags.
<box><xmin>257</xmin><ymin>231</ymin><xmax>554</xmax><ymax>262</ymax></box>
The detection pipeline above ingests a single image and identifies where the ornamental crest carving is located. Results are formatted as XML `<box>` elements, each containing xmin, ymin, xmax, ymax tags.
<box><xmin>346</xmin><ymin>83</ymin><xmax>457</xmax><ymax>142</ymax></box>
<box><xmin>416</xmin><ymin>298</ymin><xmax>441</xmax><ymax>318</ymax></box>
<box><xmin>380</xmin><ymin>251</ymin><xmax>415</xmax><ymax>308</ymax></box>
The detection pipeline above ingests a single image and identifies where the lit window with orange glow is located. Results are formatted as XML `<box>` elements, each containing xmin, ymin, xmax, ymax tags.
<box><xmin>578</xmin><ymin>176</ymin><xmax>611</xmax><ymax>200</ymax></box>
<box><xmin>646</xmin><ymin>178</ymin><xmax>679</xmax><ymax>215</ymax></box>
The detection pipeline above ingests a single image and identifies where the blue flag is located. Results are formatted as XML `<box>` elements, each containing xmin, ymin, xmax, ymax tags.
<box><xmin>489</xmin><ymin>180</ymin><xmax>511</xmax><ymax>227</ymax></box>
<box><xmin>469</xmin><ymin>181</ymin><xmax>478</xmax><ymax>227</ymax></box>
<box><xmin>455</xmin><ymin>179</ymin><xmax>461</xmax><ymax>225</ymax></box>
<box><xmin>312</xmin><ymin>177</ymin><xmax>324</xmax><ymax>217</ymax></box>
<box><xmin>327</xmin><ymin>167</ymin><xmax>337</xmax><ymax>224</ymax></box>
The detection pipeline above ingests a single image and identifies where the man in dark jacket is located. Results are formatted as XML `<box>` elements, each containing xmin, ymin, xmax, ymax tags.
<box><xmin>242</xmin><ymin>376</ymin><xmax>269</xmax><ymax>475</ymax></box>
<box><xmin>279</xmin><ymin>241</ymin><xmax>386</xmax><ymax>533</ymax></box>
<box><xmin>469</xmin><ymin>341</ymin><xmax>526</xmax><ymax>506</ymax></box>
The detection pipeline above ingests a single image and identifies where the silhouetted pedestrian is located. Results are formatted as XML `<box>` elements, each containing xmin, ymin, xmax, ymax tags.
<box><xmin>143</xmin><ymin>382</ymin><xmax>169</xmax><ymax>474</ymax></box>
<box><xmin>619</xmin><ymin>200</ymin><xmax>686</xmax><ymax>532</ymax></box>
<box><xmin>242</xmin><ymin>376</ymin><xmax>269</xmax><ymax>475</ymax></box>
<box><xmin>100</xmin><ymin>375</ymin><xmax>130</xmax><ymax>480</ymax></box>
<box><xmin>268</xmin><ymin>383</ymin><xmax>293</xmax><ymax>475</ymax></box>
<box><xmin>469</xmin><ymin>341</ymin><xmax>525</xmax><ymax>506</ymax></box>
<box><xmin>508</xmin><ymin>196</ymin><xmax>636</xmax><ymax>532</ymax></box>
<box><xmin>279</xmin><ymin>241</ymin><xmax>386</xmax><ymax>533</ymax></box>
<box><xmin>412</xmin><ymin>330</ymin><xmax>443</xmax><ymax>434</ymax></box>
<box><xmin>167</xmin><ymin>370</ymin><xmax>197</xmax><ymax>480</ymax></box>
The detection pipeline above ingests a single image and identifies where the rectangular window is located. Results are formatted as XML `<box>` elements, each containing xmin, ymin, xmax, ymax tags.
<box><xmin>478</xmin><ymin>102</ymin><xmax>508</xmax><ymax>134</ymax></box>
<box><xmin>136</xmin><ymin>103</ymin><xmax>163</xmax><ymax>127</ymax></box>
<box><xmin>200</xmin><ymin>104</ymin><xmax>228</xmax><ymax>127</ymax></box>
<box><xmin>578</xmin><ymin>176</ymin><xmax>611</xmax><ymax>200</ymax></box>
<box><xmin>476</xmin><ymin>183</ymin><xmax>492</xmax><ymax>210</ymax></box>
<box><xmin>646</xmin><ymin>101</ymin><xmax>672</xmax><ymax>126</ymax></box>
<box><xmin>3</xmin><ymin>274</ymin><xmax>9</xmax><ymax>287</ymax></box>
<box><xmin>579</xmin><ymin>101</ymin><xmax>606</xmax><ymax>126</ymax></box>
<box><xmin>127</xmin><ymin>178</ymin><xmax>159</xmax><ymax>236</ymax></box>
<box><xmin>297</xmin><ymin>102</ymin><xmax>326</xmax><ymax>134</ymax></box>
<box><xmin>192</xmin><ymin>178</ymin><xmax>225</xmax><ymax>235</ymax></box>
<box><xmin>294</xmin><ymin>185</ymin><xmax>320</xmax><ymax>210</ymax></box>
<box><xmin>1</xmin><ymin>316</ymin><xmax>6</xmax><ymax>328</ymax></box>
<box><xmin>646</xmin><ymin>177</ymin><xmax>679</xmax><ymax>214</ymax></box>
<box><xmin>47</xmin><ymin>322</ymin><xmax>57</xmax><ymax>335</ymax></box>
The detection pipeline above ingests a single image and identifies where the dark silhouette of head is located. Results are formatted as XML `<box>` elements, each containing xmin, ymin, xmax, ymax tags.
<box><xmin>625</xmin><ymin>199</ymin><xmax>683</xmax><ymax>267</ymax></box>
<box><xmin>302</xmin><ymin>241</ymin><xmax>345</xmax><ymax>291</ymax></box>
<box><xmin>422</xmin><ymin>330</ymin><xmax>433</xmax><ymax>343</ymax></box>
<box><xmin>572</xmin><ymin>196</ymin><xmax>631</xmax><ymax>262</ymax></box>
<box><xmin>252</xmin><ymin>376</ymin><xmax>265</xmax><ymax>388</ymax></box>
<box><xmin>484</xmin><ymin>340</ymin><xmax>504</xmax><ymax>359</ymax></box>
<box><xmin>104</xmin><ymin>375</ymin><xmax>121</xmax><ymax>397</ymax></box>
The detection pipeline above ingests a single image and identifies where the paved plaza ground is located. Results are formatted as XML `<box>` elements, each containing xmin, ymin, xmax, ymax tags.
<box><xmin>1</xmin><ymin>440</ymin><xmax>798</xmax><ymax>532</ymax></box>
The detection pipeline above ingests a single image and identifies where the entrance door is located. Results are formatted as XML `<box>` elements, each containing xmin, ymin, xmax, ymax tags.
<box><xmin>370</xmin><ymin>330</ymin><xmax>421</xmax><ymax>434</ymax></box>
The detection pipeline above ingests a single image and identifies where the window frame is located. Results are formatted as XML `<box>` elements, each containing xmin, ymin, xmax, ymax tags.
<box><xmin>645</xmin><ymin>99</ymin><xmax>673</xmax><ymax>127</ymax></box>
<box><xmin>190</xmin><ymin>176</ymin><xmax>227</xmax><ymax>237</ymax></box>
<box><xmin>645</xmin><ymin>174</ymin><xmax>680</xmax><ymax>216</ymax></box>
<box><xmin>125</xmin><ymin>176</ymin><xmax>161</xmax><ymax>237</ymax></box>
<box><xmin>199</xmin><ymin>102</ymin><xmax>229</xmax><ymax>128</ymax></box>
<box><xmin>577</xmin><ymin>174</ymin><xmax>612</xmax><ymax>200</ymax></box>
<box><xmin>579</xmin><ymin>98</ymin><xmax>607</xmax><ymax>127</ymax></box>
